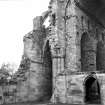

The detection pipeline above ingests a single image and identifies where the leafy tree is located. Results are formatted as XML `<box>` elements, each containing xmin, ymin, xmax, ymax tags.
<box><xmin>0</xmin><ymin>63</ymin><xmax>17</xmax><ymax>81</ymax></box>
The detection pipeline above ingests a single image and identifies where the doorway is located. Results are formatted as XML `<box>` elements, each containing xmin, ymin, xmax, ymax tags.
<box><xmin>84</xmin><ymin>76</ymin><xmax>101</xmax><ymax>104</ymax></box>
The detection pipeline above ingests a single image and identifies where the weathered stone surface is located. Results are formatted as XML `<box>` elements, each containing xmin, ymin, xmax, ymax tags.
<box><xmin>1</xmin><ymin>0</ymin><xmax>105</xmax><ymax>104</ymax></box>
<box><xmin>97</xmin><ymin>41</ymin><xmax>105</xmax><ymax>71</ymax></box>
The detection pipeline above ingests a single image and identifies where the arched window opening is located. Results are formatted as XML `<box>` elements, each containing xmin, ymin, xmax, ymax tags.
<box><xmin>84</xmin><ymin>76</ymin><xmax>101</xmax><ymax>104</ymax></box>
<box><xmin>81</xmin><ymin>33</ymin><xmax>88</xmax><ymax>71</ymax></box>
<box><xmin>81</xmin><ymin>33</ymin><xmax>96</xmax><ymax>71</ymax></box>
<box><xmin>96</xmin><ymin>41</ymin><xmax>105</xmax><ymax>71</ymax></box>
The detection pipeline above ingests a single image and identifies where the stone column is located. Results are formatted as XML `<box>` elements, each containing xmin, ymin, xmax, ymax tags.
<box><xmin>101</xmin><ymin>80</ymin><xmax>105</xmax><ymax>105</ymax></box>
<box><xmin>51</xmin><ymin>46</ymin><xmax>66</xmax><ymax>103</ymax></box>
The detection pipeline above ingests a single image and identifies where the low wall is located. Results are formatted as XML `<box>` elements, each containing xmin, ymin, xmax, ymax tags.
<box><xmin>53</xmin><ymin>72</ymin><xmax>105</xmax><ymax>105</ymax></box>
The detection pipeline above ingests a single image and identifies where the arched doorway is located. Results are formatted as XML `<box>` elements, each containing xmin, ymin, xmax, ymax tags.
<box><xmin>84</xmin><ymin>76</ymin><xmax>101</xmax><ymax>104</ymax></box>
<box><xmin>43</xmin><ymin>40</ymin><xmax>52</xmax><ymax>100</ymax></box>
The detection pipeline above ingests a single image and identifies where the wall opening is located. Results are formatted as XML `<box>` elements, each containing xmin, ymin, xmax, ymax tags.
<box><xmin>81</xmin><ymin>32</ymin><xmax>90</xmax><ymax>71</ymax></box>
<box><xmin>96</xmin><ymin>41</ymin><xmax>105</xmax><ymax>71</ymax></box>
<box><xmin>84</xmin><ymin>76</ymin><xmax>101</xmax><ymax>104</ymax></box>
<box><xmin>52</xmin><ymin>14</ymin><xmax>56</xmax><ymax>26</ymax></box>
<box><xmin>81</xmin><ymin>33</ymin><xmax>96</xmax><ymax>71</ymax></box>
<box><xmin>43</xmin><ymin>40</ymin><xmax>52</xmax><ymax>101</ymax></box>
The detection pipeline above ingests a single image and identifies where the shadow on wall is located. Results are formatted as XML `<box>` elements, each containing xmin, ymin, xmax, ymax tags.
<box><xmin>43</xmin><ymin>40</ymin><xmax>53</xmax><ymax>101</ymax></box>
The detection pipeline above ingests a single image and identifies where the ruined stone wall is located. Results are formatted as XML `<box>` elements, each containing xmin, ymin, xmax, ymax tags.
<box><xmin>0</xmin><ymin>14</ymin><xmax>53</xmax><ymax>104</ymax></box>
<box><xmin>1</xmin><ymin>0</ymin><xmax>105</xmax><ymax>104</ymax></box>
<box><xmin>54</xmin><ymin>72</ymin><xmax>105</xmax><ymax>104</ymax></box>
<box><xmin>53</xmin><ymin>0</ymin><xmax>105</xmax><ymax>104</ymax></box>
<box><xmin>65</xmin><ymin>0</ymin><xmax>105</xmax><ymax>72</ymax></box>
<box><xmin>19</xmin><ymin>18</ymin><xmax>52</xmax><ymax>102</ymax></box>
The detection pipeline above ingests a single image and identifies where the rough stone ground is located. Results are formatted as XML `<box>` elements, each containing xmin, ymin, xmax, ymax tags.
<box><xmin>1</xmin><ymin>102</ymin><xmax>71</xmax><ymax>105</ymax></box>
<box><xmin>0</xmin><ymin>102</ymin><xmax>66</xmax><ymax>105</ymax></box>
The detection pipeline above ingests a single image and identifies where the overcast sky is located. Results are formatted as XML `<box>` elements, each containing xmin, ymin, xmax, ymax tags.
<box><xmin>0</xmin><ymin>0</ymin><xmax>50</xmax><ymax>68</ymax></box>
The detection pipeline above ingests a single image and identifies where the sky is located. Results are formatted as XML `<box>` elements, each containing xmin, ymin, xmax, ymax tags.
<box><xmin>0</xmin><ymin>0</ymin><xmax>50</xmax><ymax>69</ymax></box>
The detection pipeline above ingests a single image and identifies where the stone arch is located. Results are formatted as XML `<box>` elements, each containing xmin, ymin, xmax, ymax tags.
<box><xmin>96</xmin><ymin>40</ymin><xmax>105</xmax><ymax>71</ymax></box>
<box><xmin>84</xmin><ymin>74</ymin><xmax>101</xmax><ymax>104</ymax></box>
<box><xmin>81</xmin><ymin>32</ymin><xmax>96</xmax><ymax>72</ymax></box>
<box><xmin>43</xmin><ymin>40</ymin><xmax>53</xmax><ymax>100</ymax></box>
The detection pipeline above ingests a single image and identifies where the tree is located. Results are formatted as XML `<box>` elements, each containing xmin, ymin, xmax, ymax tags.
<box><xmin>0</xmin><ymin>63</ymin><xmax>17</xmax><ymax>80</ymax></box>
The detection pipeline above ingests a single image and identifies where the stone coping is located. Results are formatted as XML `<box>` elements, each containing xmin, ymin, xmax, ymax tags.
<box><xmin>56</xmin><ymin>71</ymin><xmax>105</xmax><ymax>76</ymax></box>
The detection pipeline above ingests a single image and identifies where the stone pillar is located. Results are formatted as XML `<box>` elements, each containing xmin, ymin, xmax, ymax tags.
<box><xmin>52</xmin><ymin>47</ymin><xmax>65</xmax><ymax>75</ymax></box>
<box><xmin>66</xmin><ymin>16</ymin><xmax>78</xmax><ymax>72</ymax></box>
<box><xmin>51</xmin><ymin>46</ymin><xmax>66</xmax><ymax>103</ymax></box>
<box><xmin>49</xmin><ymin>0</ymin><xmax>67</xmax><ymax>102</ymax></box>
<box><xmin>101</xmin><ymin>78</ymin><xmax>105</xmax><ymax>105</ymax></box>
<box><xmin>65</xmin><ymin>0</ymin><xmax>80</xmax><ymax>72</ymax></box>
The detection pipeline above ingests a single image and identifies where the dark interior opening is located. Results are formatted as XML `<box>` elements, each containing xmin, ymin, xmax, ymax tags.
<box><xmin>43</xmin><ymin>40</ymin><xmax>52</xmax><ymax>101</ymax></box>
<box><xmin>81</xmin><ymin>33</ymin><xmax>96</xmax><ymax>71</ymax></box>
<box><xmin>81</xmin><ymin>33</ymin><xmax>90</xmax><ymax>71</ymax></box>
<box><xmin>84</xmin><ymin>76</ymin><xmax>101</xmax><ymax>104</ymax></box>
<box><xmin>96</xmin><ymin>41</ymin><xmax>105</xmax><ymax>71</ymax></box>
<box><xmin>52</xmin><ymin>14</ymin><xmax>56</xmax><ymax>26</ymax></box>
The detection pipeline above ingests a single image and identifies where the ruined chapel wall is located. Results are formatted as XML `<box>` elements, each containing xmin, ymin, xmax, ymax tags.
<box><xmin>75</xmin><ymin>5</ymin><xmax>98</xmax><ymax>72</ymax></box>
<box><xmin>54</xmin><ymin>72</ymin><xmax>105</xmax><ymax>104</ymax></box>
<box><xmin>75</xmin><ymin>3</ymin><xmax>105</xmax><ymax>72</ymax></box>
<box><xmin>65</xmin><ymin>0</ymin><xmax>105</xmax><ymax>72</ymax></box>
<box><xmin>17</xmin><ymin>16</ymin><xmax>53</xmax><ymax>102</ymax></box>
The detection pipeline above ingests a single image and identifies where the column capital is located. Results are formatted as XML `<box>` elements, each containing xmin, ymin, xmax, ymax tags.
<box><xmin>51</xmin><ymin>45</ymin><xmax>65</xmax><ymax>58</ymax></box>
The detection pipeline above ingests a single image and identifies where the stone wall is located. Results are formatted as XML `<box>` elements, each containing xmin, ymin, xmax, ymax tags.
<box><xmin>18</xmin><ymin>16</ymin><xmax>52</xmax><ymax>102</ymax></box>
<box><xmin>65</xmin><ymin>0</ymin><xmax>105</xmax><ymax>72</ymax></box>
<box><xmin>0</xmin><ymin>14</ymin><xmax>53</xmax><ymax>104</ymax></box>
<box><xmin>0</xmin><ymin>0</ymin><xmax>105</xmax><ymax>104</ymax></box>
<box><xmin>53</xmin><ymin>73</ymin><xmax>105</xmax><ymax>104</ymax></box>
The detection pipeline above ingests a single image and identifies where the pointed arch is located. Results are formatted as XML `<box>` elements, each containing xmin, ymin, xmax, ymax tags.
<box><xmin>84</xmin><ymin>75</ymin><xmax>101</xmax><ymax>104</ymax></box>
<box><xmin>81</xmin><ymin>32</ymin><xmax>90</xmax><ymax>71</ymax></box>
<box><xmin>81</xmin><ymin>32</ymin><xmax>96</xmax><ymax>71</ymax></box>
<box><xmin>96</xmin><ymin>40</ymin><xmax>105</xmax><ymax>71</ymax></box>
